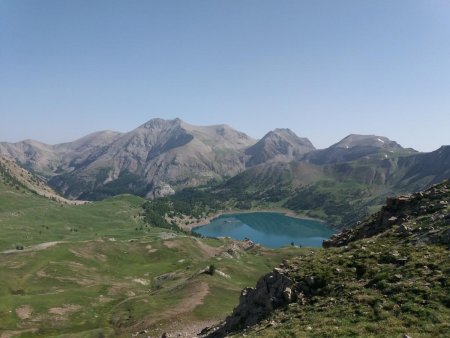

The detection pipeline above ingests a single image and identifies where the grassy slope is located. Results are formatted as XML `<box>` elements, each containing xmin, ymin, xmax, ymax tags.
<box><xmin>223</xmin><ymin>182</ymin><xmax>450</xmax><ymax>338</ymax></box>
<box><xmin>0</xmin><ymin>180</ymin><xmax>302</xmax><ymax>337</ymax></box>
<box><xmin>236</xmin><ymin>241</ymin><xmax>449</xmax><ymax>338</ymax></box>
<box><xmin>0</xmin><ymin>179</ymin><xmax>145</xmax><ymax>251</ymax></box>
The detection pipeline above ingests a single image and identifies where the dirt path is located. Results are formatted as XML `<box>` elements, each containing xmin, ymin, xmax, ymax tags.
<box><xmin>1</xmin><ymin>241</ymin><xmax>64</xmax><ymax>254</ymax></box>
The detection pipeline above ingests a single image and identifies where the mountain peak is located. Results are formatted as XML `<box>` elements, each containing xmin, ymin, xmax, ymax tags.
<box><xmin>272</xmin><ymin>128</ymin><xmax>295</xmax><ymax>134</ymax></box>
<box><xmin>139</xmin><ymin>117</ymin><xmax>183</xmax><ymax>130</ymax></box>
<box><xmin>333</xmin><ymin>134</ymin><xmax>403</xmax><ymax>150</ymax></box>
<box><xmin>245</xmin><ymin>128</ymin><xmax>315</xmax><ymax>167</ymax></box>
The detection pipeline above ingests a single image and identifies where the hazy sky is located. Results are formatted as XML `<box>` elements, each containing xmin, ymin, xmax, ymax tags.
<box><xmin>1</xmin><ymin>0</ymin><xmax>449</xmax><ymax>151</ymax></box>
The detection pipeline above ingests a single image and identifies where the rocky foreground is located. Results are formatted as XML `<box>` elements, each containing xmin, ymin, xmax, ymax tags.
<box><xmin>202</xmin><ymin>180</ymin><xmax>450</xmax><ymax>337</ymax></box>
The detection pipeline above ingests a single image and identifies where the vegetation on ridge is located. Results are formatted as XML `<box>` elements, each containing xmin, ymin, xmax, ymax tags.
<box><xmin>204</xmin><ymin>180</ymin><xmax>450</xmax><ymax>337</ymax></box>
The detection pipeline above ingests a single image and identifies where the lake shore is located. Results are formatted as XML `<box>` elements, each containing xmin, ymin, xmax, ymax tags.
<box><xmin>177</xmin><ymin>208</ymin><xmax>325</xmax><ymax>231</ymax></box>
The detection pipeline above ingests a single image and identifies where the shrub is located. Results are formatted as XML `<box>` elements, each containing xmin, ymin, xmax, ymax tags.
<box><xmin>207</xmin><ymin>264</ymin><xmax>216</xmax><ymax>276</ymax></box>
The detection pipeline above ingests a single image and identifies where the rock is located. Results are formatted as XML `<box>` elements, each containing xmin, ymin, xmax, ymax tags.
<box><xmin>388</xmin><ymin>216</ymin><xmax>398</xmax><ymax>224</ymax></box>
<box><xmin>268</xmin><ymin>320</ymin><xmax>277</xmax><ymax>327</ymax></box>
<box><xmin>283</xmin><ymin>287</ymin><xmax>293</xmax><ymax>302</ymax></box>
<box><xmin>297</xmin><ymin>292</ymin><xmax>307</xmax><ymax>305</ymax></box>
<box><xmin>398</xmin><ymin>224</ymin><xmax>412</xmax><ymax>235</ymax></box>
<box><xmin>211</xmin><ymin>269</ymin><xmax>293</xmax><ymax>335</ymax></box>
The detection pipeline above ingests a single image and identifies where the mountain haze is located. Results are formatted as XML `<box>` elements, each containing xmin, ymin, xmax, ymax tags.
<box><xmin>1</xmin><ymin>118</ymin><xmax>259</xmax><ymax>199</ymax></box>
<box><xmin>0</xmin><ymin>119</ymin><xmax>448</xmax><ymax>211</ymax></box>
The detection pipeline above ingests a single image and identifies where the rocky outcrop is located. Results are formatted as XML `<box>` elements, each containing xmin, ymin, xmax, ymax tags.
<box><xmin>203</xmin><ymin>259</ymin><xmax>345</xmax><ymax>337</ymax></box>
<box><xmin>323</xmin><ymin>179</ymin><xmax>450</xmax><ymax>248</ymax></box>
<box><xmin>204</xmin><ymin>267</ymin><xmax>293</xmax><ymax>337</ymax></box>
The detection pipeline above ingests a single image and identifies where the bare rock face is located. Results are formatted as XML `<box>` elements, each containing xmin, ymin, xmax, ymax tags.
<box><xmin>147</xmin><ymin>183</ymin><xmax>175</xmax><ymax>199</ymax></box>
<box><xmin>206</xmin><ymin>268</ymin><xmax>293</xmax><ymax>337</ymax></box>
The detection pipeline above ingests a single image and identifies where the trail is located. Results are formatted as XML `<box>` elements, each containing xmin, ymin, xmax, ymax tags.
<box><xmin>1</xmin><ymin>241</ymin><xmax>65</xmax><ymax>254</ymax></box>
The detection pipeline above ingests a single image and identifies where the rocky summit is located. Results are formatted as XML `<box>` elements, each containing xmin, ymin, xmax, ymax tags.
<box><xmin>203</xmin><ymin>180</ymin><xmax>450</xmax><ymax>337</ymax></box>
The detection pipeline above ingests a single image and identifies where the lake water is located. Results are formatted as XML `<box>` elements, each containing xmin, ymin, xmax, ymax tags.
<box><xmin>193</xmin><ymin>212</ymin><xmax>334</xmax><ymax>248</ymax></box>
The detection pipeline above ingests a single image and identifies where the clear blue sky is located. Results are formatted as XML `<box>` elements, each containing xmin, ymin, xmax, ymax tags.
<box><xmin>1</xmin><ymin>0</ymin><xmax>449</xmax><ymax>151</ymax></box>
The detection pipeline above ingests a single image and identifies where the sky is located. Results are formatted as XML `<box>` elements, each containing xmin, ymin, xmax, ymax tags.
<box><xmin>1</xmin><ymin>0</ymin><xmax>449</xmax><ymax>151</ymax></box>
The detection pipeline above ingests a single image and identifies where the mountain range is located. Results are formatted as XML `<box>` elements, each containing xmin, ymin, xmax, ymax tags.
<box><xmin>0</xmin><ymin>118</ymin><xmax>449</xmax><ymax>211</ymax></box>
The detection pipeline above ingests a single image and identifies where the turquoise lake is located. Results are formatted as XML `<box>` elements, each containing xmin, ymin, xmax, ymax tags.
<box><xmin>193</xmin><ymin>212</ymin><xmax>334</xmax><ymax>248</ymax></box>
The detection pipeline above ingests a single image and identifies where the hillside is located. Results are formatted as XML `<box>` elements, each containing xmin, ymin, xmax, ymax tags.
<box><xmin>0</xmin><ymin>173</ymin><xmax>302</xmax><ymax>337</ymax></box>
<box><xmin>0</xmin><ymin>155</ymin><xmax>82</xmax><ymax>205</ymax></box>
<box><xmin>204</xmin><ymin>180</ymin><xmax>450</xmax><ymax>337</ymax></box>
<box><xmin>304</xmin><ymin>134</ymin><xmax>416</xmax><ymax>165</ymax></box>
<box><xmin>215</xmin><ymin>140</ymin><xmax>450</xmax><ymax>226</ymax></box>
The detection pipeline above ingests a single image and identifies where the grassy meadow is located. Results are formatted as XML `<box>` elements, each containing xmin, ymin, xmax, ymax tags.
<box><xmin>0</xmin><ymin>181</ymin><xmax>302</xmax><ymax>337</ymax></box>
